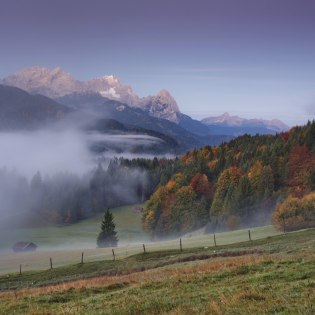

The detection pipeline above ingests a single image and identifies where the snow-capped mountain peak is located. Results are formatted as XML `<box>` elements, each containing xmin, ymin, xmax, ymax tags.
<box><xmin>1</xmin><ymin>66</ymin><xmax>181</xmax><ymax>123</ymax></box>
<box><xmin>2</xmin><ymin>66</ymin><xmax>82</xmax><ymax>98</ymax></box>
<box><xmin>102</xmin><ymin>75</ymin><xmax>120</xmax><ymax>84</ymax></box>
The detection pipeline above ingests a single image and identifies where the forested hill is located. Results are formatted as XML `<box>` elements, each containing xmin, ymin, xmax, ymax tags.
<box><xmin>2</xmin><ymin>121</ymin><xmax>313</xmax><ymax>232</ymax></box>
<box><xmin>141</xmin><ymin>121</ymin><xmax>315</xmax><ymax>237</ymax></box>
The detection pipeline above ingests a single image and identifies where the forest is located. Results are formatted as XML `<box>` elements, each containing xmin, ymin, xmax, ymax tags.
<box><xmin>142</xmin><ymin>120</ymin><xmax>315</xmax><ymax>237</ymax></box>
<box><xmin>1</xmin><ymin>121</ymin><xmax>314</xmax><ymax>236</ymax></box>
<box><xmin>0</xmin><ymin>160</ymin><xmax>148</xmax><ymax>227</ymax></box>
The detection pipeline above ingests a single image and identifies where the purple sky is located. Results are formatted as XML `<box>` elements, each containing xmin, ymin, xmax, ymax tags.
<box><xmin>1</xmin><ymin>0</ymin><xmax>315</xmax><ymax>125</ymax></box>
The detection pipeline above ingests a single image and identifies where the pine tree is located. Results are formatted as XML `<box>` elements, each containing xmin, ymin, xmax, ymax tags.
<box><xmin>97</xmin><ymin>209</ymin><xmax>118</xmax><ymax>248</ymax></box>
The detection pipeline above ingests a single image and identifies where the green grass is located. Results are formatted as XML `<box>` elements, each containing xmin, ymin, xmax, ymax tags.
<box><xmin>0</xmin><ymin>229</ymin><xmax>314</xmax><ymax>314</ymax></box>
<box><xmin>0</xmin><ymin>224</ymin><xmax>280</xmax><ymax>275</ymax></box>
<box><xmin>0</xmin><ymin>203</ymin><xmax>148</xmax><ymax>251</ymax></box>
<box><xmin>0</xmin><ymin>229</ymin><xmax>314</xmax><ymax>290</ymax></box>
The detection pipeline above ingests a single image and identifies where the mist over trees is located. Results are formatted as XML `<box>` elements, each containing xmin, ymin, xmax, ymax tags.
<box><xmin>1</xmin><ymin>121</ymin><xmax>314</xmax><ymax>237</ymax></box>
<box><xmin>142</xmin><ymin>121</ymin><xmax>315</xmax><ymax>238</ymax></box>
<box><xmin>0</xmin><ymin>158</ymin><xmax>150</xmax><ymax>228</ymax></box>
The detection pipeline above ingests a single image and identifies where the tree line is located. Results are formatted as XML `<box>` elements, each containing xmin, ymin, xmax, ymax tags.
<box><xmin>0</xmin><ymin>159</ymin><xmax>148</xmax><ymax>227</ymax></box>
<box><xmin>142</xmin><ymin>120</ymin><xmax>315</xmax><ymax>237</ymax></box>
<box><xmin>2</xmin><ymin>121</ymin><xmax>314</xmax><ymax>235</ymax></box>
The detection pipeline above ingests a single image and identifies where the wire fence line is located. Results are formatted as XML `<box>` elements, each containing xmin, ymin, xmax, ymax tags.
<box><xmin>0</xmin><ymin>225</ymin><xmax>280</xmax><ymax>275</ymax></box>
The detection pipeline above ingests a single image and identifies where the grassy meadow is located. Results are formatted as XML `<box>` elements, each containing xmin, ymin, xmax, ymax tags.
<box><xmin>0</xmin><ymin>229</ymin><xmax>314</xmax><ymax>314</ymax></box>
<box><xmin>0</xmin><ymin>204</ymin><xmax>149</xmax><ymax>251</ymax></box>
<box><xmin>0</xmin><ymin>202</ymin><xmax>281</xmax><ymax>275</ymax></box>
<box><xmin>0</xmin><ymin>224</ymin><xmax>280</xmax><ymax>275</ymax></box>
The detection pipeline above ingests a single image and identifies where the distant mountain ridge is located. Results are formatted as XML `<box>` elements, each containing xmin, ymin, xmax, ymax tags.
<box><xmin>201</xmin><ymin>112</ymin><xmax>289</xmax><ymax>135</ymax></box>
<box><xmin>1</xmin><ymin>66</ymin><xmax>289</xmax><ymax>137</ymax></box>
<box><xmin>0</xmin><ymin>84</ymin><xmax>70</xmax><ymax>130</ymax></box>
<box><xmin>57</xmin><ymin>92</ymin><xmax>231</xmax><ymax>151</ymax></box>
<box><xmin>0</xmin><ymin>85</ymin><xmax>230</xmax><ymax>153</ymax></box>
<box><xmin>2</xmin><ymin>66</ymin><xmax>181</xmax><ymax>124</ymax></box>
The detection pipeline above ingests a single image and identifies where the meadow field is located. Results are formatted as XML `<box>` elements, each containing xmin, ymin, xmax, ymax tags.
<box><xmin>0</xmin><ymin>224</ymin><xmax>280</xmax><ymax>275</ymax></box>
<box><xmin>1</xmin><ymin>203</ymin><xmax>313</xmax><ymax>314</ymax></box>
<box><xmin>0</xmin><ymin>204</ymin><xmax>149</xmax><ymax>252</ymax></box>
<box><xmin>0</xmin><ymin>229</ymin><xmax>314</xmax><ymax>314</ymax></box>
<box><xmin>0</xmin><ymin>203</ymin><xmax>281</xmax><ymax>274</ymax></box>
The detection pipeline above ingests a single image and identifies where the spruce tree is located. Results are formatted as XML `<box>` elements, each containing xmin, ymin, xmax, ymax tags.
<box><xmin>97</xmin><ymin>209</ymin><xmax>118</xmax><ymax>248</ymax></box>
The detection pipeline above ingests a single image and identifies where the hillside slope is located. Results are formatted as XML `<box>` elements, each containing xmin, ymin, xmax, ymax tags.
<box><xmin>0</xmin><ymin>85</ymin><xmax>70</xmax><ymax>130</ymax></box>
<box><xmin>142</xmin><ymin>121</ymin><xmax>315</xmax><ymax>237</ymax></box>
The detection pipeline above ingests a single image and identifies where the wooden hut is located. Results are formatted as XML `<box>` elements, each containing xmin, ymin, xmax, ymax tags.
<box><xmin>12</xmin><ymin>242</ymin><xmax>38</xmax><ymax>252</ymax></box>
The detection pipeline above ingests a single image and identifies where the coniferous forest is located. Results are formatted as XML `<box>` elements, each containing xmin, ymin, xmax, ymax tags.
<box><xmin>1</xmin><ymin>121</ymin><xmax>314</xmax><ymax>236</ymax></box>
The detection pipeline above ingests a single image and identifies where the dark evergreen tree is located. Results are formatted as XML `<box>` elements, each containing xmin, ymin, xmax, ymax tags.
<box><xmin>97</xmin><ymin>209</ymin><xmax>118</xmax><ymax>248</ymax></box>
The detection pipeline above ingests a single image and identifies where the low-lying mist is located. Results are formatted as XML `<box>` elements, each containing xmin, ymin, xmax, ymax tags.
<box><xmin>0</xmin><ymin>129</ymin><xmax>165</xmax><ymax>179</ymax></box>
<box><xmin>0</xmin><ymin>120</ymin><xmax>168</xmax><ymax>250</ymax></box>
<box><xmin>0</xmin><ymin>129</ymin><xmax>92</xmax><ymax>178</ymax></box>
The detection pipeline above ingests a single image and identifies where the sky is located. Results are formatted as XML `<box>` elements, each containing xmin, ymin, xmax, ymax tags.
<box><xmin>1</xmin><ymin>0</ymin><xmax>315</xmax><ymax>126</ymax></box>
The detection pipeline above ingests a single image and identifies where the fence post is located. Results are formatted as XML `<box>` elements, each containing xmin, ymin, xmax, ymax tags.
<box><xmin>143</xmin><ymin>244</ymin><xmax>146</xmax><ymax>254</ymax></box>
<box><xmin>81</xmin><ymin>252</ymin><xmax>84</xmax><ymax>264</ymax></box>
<box><xmin>248</xmin><ymin>230</ymin><xmax>252</xmax><ymax>241</ymax></box>
<box><xmin>214</xmin><ymin>234</ymin><xmax>217</xmax><ymax>247</ymax></box>
<box><xmin>180</xmin><ymin>238</ymin><xmax>183</xmax><ymax>252</ymax></box>
<box><xmin>112</xmin><ymin>249</ymin><xmax>115</xmax><ymax>261</ymax></box>
<box><xmin>50</xmin><ymin>258</ymin><xmax>53</xmax><ymax>269</ymax></box>
<box><xmin>19</xmin><ymin>264</ymin><xmax>22</xmax><ymax>275</ymax></box>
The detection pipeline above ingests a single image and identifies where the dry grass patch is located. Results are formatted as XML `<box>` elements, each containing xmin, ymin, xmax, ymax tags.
<box><xmin>0</xmin><ymin>229</ymin><xmax>314</xmax><ymax>314</ymax></box>
<box><xmin>0</xmin><ymin>253</ymin><xmax>283</xmax><ymax>299</ymax></box>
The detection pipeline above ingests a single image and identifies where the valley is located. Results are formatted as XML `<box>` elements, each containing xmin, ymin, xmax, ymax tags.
<box><xmin>1</xmin><ymin>1</ymin><xmax>315</xmax><ymax>314</ymax></box>
<box><xmin>0</xmin><ymin>229</ymin><xmax>313</xmax><ymax>314</ymax></box>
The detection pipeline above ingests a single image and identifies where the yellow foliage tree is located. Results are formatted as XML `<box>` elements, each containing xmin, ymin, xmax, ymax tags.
<box><xmin>272</xmin><ymin>192</ymin><xmax>315</xmax><ymax>231</ymax></box>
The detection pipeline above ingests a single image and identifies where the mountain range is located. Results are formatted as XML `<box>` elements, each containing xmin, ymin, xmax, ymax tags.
<box><xmin>1</xmin><ymin>66</ymin><xmax>182</xmax><ymax>123</ymax></box>
<box><xmin>202</xmin><ymin>112</ymin><xmax>288</xmax><ymax>136</ymax></box>
<box><xmin>0</xmin><ymin>66</ymin><xmax>289</xmax><ymax>153</ymax></box>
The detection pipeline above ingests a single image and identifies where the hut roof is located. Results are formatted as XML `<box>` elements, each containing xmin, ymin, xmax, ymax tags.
<box><xmin>13</xmin><ymin>242</ymin><xmax>38</xmax><ymax>251</ymax></box>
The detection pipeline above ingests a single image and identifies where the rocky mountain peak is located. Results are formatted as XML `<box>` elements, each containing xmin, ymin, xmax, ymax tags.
<box><xmin>2</xmin><ymin>66</ymin><xmax>182</xmax><ymax>123</ymax></box>
<box><xmin>103</xmin><ymin>75</ymin><xmax>120</xmax><ymax>84</ymax></box>
<box><xmin>2</xmin><ymin>66</ymin><xmax>82</xmax><ymax>98</ymax></box>
<box><xmin>153</xmin><ymin>89</ymin><xmax>180</xmax><ymax>112</ymax></box>
<box><xmin>50</xmin><ymin>66</ymin><xmax>68</xmax><ymax>77</ymax></box>
<box><xmin>202</xmin><ymin>112</ymin><xmax>244</xmax><ymax>126</ymax></box>
<box><xmin>140</xmin><ymin>89</ymin><xmax>181</xmax><ymax>123</ymax></box>
<box><xmin>201</xmin><ymin>112</ymin><xmax>289</xmax><ymax>134</ymax></box>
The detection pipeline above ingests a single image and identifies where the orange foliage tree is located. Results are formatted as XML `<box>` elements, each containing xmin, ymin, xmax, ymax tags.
<box><xmin>272</xmin><ymin>192</ymin><xmax>315</xmax><ymax>231</ymax></box>
<box><xmin>190</xmin><ymin>173</ymin><xmax>212</xmax><ymax>200</ymax></box>
<box><xmin>287</xmin><ymin>145</ymin><xmax>315</xmax><ymax>197</ymax></box>
<box><xmin>210</xmin><ymin>167</ymin><xmax>242</xmax><ymax>218</ymax></box>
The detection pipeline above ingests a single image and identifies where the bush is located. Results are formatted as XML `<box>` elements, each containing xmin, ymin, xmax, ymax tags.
<box><xmin>272</xmin><ymin>193</ymin><xmax>315</xmax><ymax>231</ymax></box>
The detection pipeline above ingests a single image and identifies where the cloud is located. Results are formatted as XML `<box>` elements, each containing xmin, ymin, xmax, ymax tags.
<box><xmin>0</xmin><ymin>126</ymin><xmax>165</xmax><ymax>179</ymax></box>
<box><xmin>0</xmin><ymin>129</ymin><xmax>92</xmax><ymax>179</ymax></box>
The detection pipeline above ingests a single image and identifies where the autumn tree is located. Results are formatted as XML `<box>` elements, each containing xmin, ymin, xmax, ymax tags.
<box><xmin>190</xmin><ymin>173</ymin><xmax>212</xmax><ymax>201</ymax></box>
<box><xmin>287</xmin><ymin>145</ymin><xmax>315</xmax><ymax>197</ymax></box>
<box><xmin>143</xmin><ymin>185</ymin><xmax>175</xmax><ymax>237</ymax></box>
<box><xmin>234</xmin><ymin>175</ymin><xmax>253</xmax><ymax>215</ymax></box>
<box><xmin>210</xmin><ymin>167</ymin><xmax>242</xmax><ymax>218</ymax></box>
<box><xmin>272</xmin><ymin>193</ymin><xmax>315</xmax><ymax>232</ymax></box>
<box><xmin>171</xmin><ymin>185</ymin><xmax>208</xmax><ymax>234</ymax></box>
